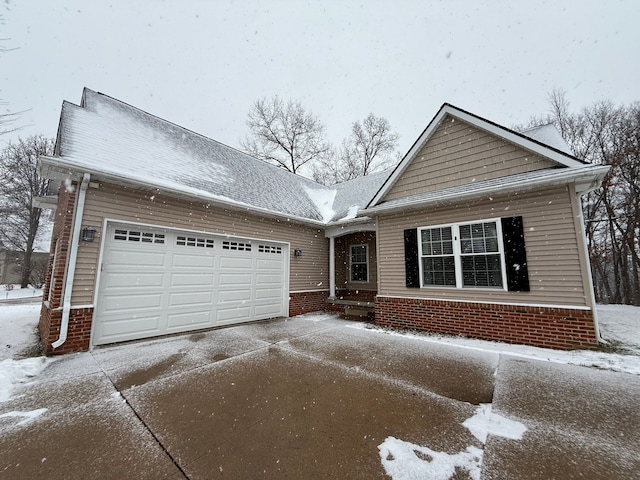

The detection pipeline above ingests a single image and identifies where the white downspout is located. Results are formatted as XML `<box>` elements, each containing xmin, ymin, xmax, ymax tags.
<box><xmin>52</xmin><ymin>173</ymin><xmax>90</xmax><ymax>349</ymax></box>
<box><xmin>329</xmin><ymin>236</ymin><xmax>336</xmax><ymax>299</ymax></box>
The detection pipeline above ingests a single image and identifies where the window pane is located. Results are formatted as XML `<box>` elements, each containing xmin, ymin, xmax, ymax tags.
<box><xmin>351</xmin><ymin>263</ymin><xmax>367</xmax><ymax>281</ymax></box>
<box><xmin>422</xmin><ymin>256</ymin><xmax>456</xmax><ymax>286</ymax></box>
<box><xmin>421</xmin><ymin>227</ymin><xmax>452</xmax><ymax>256</ymax></box>
<box><xmin>351</xmin><ymin>245</ymin><xmax>367</xmax><ymax>263</ymax></box>
<box><xmin>461</xmin><ymin>254</ymin><xmax>503</xmax><ymax>288</ymax></box>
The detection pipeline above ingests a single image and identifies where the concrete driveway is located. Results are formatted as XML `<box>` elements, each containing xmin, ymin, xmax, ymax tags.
<box><xmin>1</xmin><ymin>314</ymin><xmax>638</xmax><ymax>479</ymax></box>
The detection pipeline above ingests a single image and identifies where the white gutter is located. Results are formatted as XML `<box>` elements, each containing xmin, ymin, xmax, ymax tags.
<box><xmin>52</xmin><ymin>173</ymin><xmax>90</xmax><ymax>349</ymax></box>
<box><xmin>38</xmin><ymin>156</ymin><xmax>327</xmax><ymax>229</ymax></box>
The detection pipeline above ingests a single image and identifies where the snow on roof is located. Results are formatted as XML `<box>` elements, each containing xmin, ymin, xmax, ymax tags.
<box><xmin>520</xmin><ymin>123</ymin><xmax>574</xmax><ymax>155</ymax></box>
<box><xmin>56</xmin><ymin>89</ymin><xmax>338</xmax><ymax>223</ymax></box>
<box><xmin>330</xmin><ymin>169</ymin><xmax>391</xmax><ymax>222</ymax></box>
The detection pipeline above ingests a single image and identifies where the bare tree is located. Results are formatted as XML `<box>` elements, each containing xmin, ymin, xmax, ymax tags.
<box><xmin>241</xmin><ymin>96</ymin><xmax>332</xmax><ymax>174</ymax></box>
<box><xmin>313</xmin><ymin>113</ymin><xmax>400</xmax><ymax>185</ymax></box>
<box><xmin>0</xmin><ymin>135</ymin><xmax>54</xmax><ymax>287</ymax></box>
<box><xmin>523</xmin><ymin>91</ymin><xmax>640</xmax><ymax>305</ymax></box>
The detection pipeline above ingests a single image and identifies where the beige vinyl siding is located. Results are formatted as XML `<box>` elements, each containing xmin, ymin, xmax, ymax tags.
<box><xmin>334</xmin><ymin>232</ymin><xmax>377</xmax><ymax>291</ymax></box>
<box><xmin>377</xmin><ymin>185</ymin><xmax>589</xmax><ymax>307</ymax></box>
<box><xmin>71</xmin><ymin>183</ymin><xmax>328</xmax><ymax>305</ymax></box>
<box><xmin>384</xmin><ymin>116</ymin><xmax>559</xmax><ymax>201</ymax></box>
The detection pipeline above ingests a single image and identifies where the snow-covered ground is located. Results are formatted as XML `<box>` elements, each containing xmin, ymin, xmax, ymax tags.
<box><xmin>0</xmin><ymin>285</ymin><xmax>43</xmax><ymax>301</ymax></box>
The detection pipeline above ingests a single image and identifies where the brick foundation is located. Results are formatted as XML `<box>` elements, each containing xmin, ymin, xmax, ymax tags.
<box><xmin>39</xmin><ymin>304</ymin><xmax>94</xmax><ymax>355</ymax></box>
<box><xmin>375</xmin><ymin>296</ymin><xmax>598</xmax><ymax>350</ymax></box>
<box><xmin>335</xmin><ymin>289</ymin><xmax>377</xmax><ymax>301</ymax></box>
<box><xmin>289</xmin><ymin>291</ymin><xmax>329</xmax><ymax>316</ymax></box>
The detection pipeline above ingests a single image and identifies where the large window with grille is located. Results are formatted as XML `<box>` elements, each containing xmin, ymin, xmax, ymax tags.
<box><xmin>419</xmin><ymin>220</ymin><xmax>506</xmax><ymax>289</ymax></box>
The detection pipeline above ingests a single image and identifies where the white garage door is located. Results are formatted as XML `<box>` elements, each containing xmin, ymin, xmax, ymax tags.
<box><xmin>93</xmin><ymin>223</ymin><xmax>288</xmax><ymax>345</ymax></box>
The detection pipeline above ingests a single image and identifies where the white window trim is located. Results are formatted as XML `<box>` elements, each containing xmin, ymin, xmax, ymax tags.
<box><xmin>418</xmin><ymin>219</ymin><xmax>508</xmax><ymax>290</ymax></box>
<box><xmin>349</xmin><ymin>244</ymin><xmax>369</xmax><ymax>283</ymax></box>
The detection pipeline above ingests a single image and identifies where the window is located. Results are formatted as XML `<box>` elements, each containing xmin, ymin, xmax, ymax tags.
<box><xmin>258</xmin><ymin>244</ymin><xmax>282</xmax><ymax>254</ymax></box>
<box><xmin>419</xmin><ymin>220</ymin><xmax>505</xmax><ymax>289</ymax></box>
<box><xmin>350</xmin><ymin>244</ymin><xmax>368</xmax><ymax>282</ymax></box>
<box><xmin>222</xmin><ymin>240</ymin><xmax>251</xmax><ymax>251</ymax></box>
<box><xmin>114</xmin><ymin>229</ymin><xmax>165</xmax><ymax>244</ymax></box>
<box><xmin>176</xmin><ymin>236</ymin><xmax>214</xmax><ymax>248</ymax></box>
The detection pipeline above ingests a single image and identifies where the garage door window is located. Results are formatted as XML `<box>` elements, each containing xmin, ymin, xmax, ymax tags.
<box><xmin>223</xmin><ymin>240</ymin><xmax>252</xmax><ymax>251</ymax></box>
<box><xmin>177</xmin><ymin>236</ymin><xmax>214</xmax><ymax>248</ymax></box>
<box><xmin>114</xmin><ymin>229</ymin><xmax>165</xmax><ymax>244</ymax></box>
<box><xmin>258</xmin><ymin>245</ymin><xmax>282</xmax><ymax>254</ymax></box>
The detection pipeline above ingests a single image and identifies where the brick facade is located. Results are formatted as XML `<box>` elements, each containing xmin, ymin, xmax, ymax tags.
<box><xmin>289</xmin><ymin>291</ymin><xmax>329</xmax><ymax>316</ymax></box>
<box><xmin>334</xmin><ymin>288</ymin><xmax>377</xmax><ymax>301</ymax></box>
<box><xmin>375</xmin><ymin>296</ymin><xmax>598</xmax><ymax>350</ymax></box>
<box><xmin>38</xmin><ymin>182</ymin><xmax>86</xmax><ymax>355</ymax></box>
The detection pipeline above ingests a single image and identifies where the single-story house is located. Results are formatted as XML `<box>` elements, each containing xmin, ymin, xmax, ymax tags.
<box><xmin>36</xmin><ymin>88</ymin><xmax>609</xmax><ymax>354</ymax></box>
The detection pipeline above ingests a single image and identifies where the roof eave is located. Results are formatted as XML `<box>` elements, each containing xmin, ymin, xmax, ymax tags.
<box><xmin>38</xmin><ymin>156</ymin><xmax>327</xmax><ymax>229</ymax></box>
<box><xmin>362</xmin><ymin>165</ymin><xmax>610</xmax><ymax>216</ymax></box>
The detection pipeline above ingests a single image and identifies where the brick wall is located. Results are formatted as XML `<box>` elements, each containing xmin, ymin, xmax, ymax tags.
<box><xmin>335</xmin><ymin>288</ymin><xmax>377</xmax><ymax>301</ymax></box>
<box><xmin>375</xmin><ymin>296</ymin><xmax>598</xmax><ymax>350</ymax></box>
<box><xmin>39</xmin><ymin>182</ymin><xmax>81</xmax><ymax>355</ymax></box>
<box><xmin>39</xmin><ymin>307</ymin><xmax>93</xmax><ymax>355</ymax></box>
<box><xmin>289</xmin><ymin>291</ymin><xmax>329</xmax><ymax>316</ymax></box>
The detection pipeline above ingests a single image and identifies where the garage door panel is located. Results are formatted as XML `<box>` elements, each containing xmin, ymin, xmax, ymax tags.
<box><xmin>218</xmin><ymin>288</ymin><xmax>252</xmax><ymax>302</ymax></box>
<box><xmin>256</xmin><ymin>273</ymin><xmax>283</xmax><ymax>285</ymax></box>
<box><xmin>166</xmin><ymin>310</ymin><xmax>213</xmax><ymax>329</ymax></box>
<box><xmin>170</xmin><ymin>272</ymin><xmax>215</xmax><ymax>287</ymax></box>
<box><xmin>169</xmin><ymin>290</ymin><xmax>214</xmax><ymax>306</ymax></box>
<box><xmin>172</xmin><ymin>253</ymin><xmax>215</xmax><ymax>268</ymax></box>
<box><xmin>100</xmin><ymin>315</ymin><xmax>162</xmax><ymax>337</ymax></box>
<box><xmin>218</xmin><ymin>273</ymin><xmax>253</xmax><ymax>286</ymax></box>
<box><xmin>94</xmin><ymin>224</ymin><xmax>287</xmax><ymax>346</ymax></box>
<box><xmin>256</xmin><ymin>259</ymin><xmax>283</xmax><ymax>270</ymax></box>
<box><xmin>219</xmin><ymin>256</ymin><xmax>253</xmax><ymax>269</ymax></box>
<box><xmin>101</xmin><ymin>293</ymin><xmax>163</xmax><ymax>312</ymax></box>
<box><xmin>104</xmin><ymin>272</ymin><xmax>165</xmax><ymax>289</ymax></box>
<box><xmin>255</xmin><ymin>303</ymin><xmax>284</xmax><ymax>317</ymax></box>
<box><xmin>217</xmin><ymin>306</ymin><xmax>251</xmax><ymax>322</ymax></box>
<box><xmin>254</xmin><ymin>288</ymin><xmax>282</xmax><ymax>300</ymax></box>
<box><xmin>108</xmin><ymin>250</ymin><xmax>166</xmax><ymax>266</ymax></box>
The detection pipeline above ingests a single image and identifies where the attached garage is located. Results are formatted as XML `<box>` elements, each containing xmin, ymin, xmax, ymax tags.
<box><xmin>92</xmin><ymin>222</ymin><xmax>289</xmax><ymax>345</ymax></box>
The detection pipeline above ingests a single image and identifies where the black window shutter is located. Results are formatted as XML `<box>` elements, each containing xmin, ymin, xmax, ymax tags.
<box><xmin>501</xmin><ymin>216</ymin><xmax>530</xmax><ymax>292</ymax></box>
<box><xmin>404</xmin><ymin>229</ymin><xmax>420</xmax><ymax>288</ymax></box>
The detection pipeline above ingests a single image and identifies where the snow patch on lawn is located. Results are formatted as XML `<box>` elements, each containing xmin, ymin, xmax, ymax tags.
<box><xmin>0</xmin><ymin>303</ymin><xmax>42</xmax><ymax>360</ymax></box>
<box><xmin>462</xmin><ymin>403</ymin><xmax>527</xmax><ymax>443</ymax></box>
<box><xmin>379</xmin><ymin>438</ymin><xmax>483</xmax><ymax>480</ymax></box>
<box><xmin>0</xmin><ymin>357</ymin><xmax>50</xmax><ymax>402</ymax></box>
<box><xmin>0</xmin><ymin>285</ymin><xmax>43</xmax><ymax>301</ymax></box>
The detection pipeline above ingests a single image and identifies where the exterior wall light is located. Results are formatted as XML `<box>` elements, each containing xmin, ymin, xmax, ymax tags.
<box><xmin>82</xmin><ymin>226</ymin><xmax>96</xmax><ymax>242</ymax></box>
<box><xmin>294</xmin><ymin>249</ymin><xmax>302</xmax><ymax>257</ymax></box>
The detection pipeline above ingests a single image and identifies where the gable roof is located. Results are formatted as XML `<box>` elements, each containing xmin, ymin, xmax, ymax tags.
<box><xmin>367</xmin><ymin>103</ymin><xmax>588</xmax><ymax>208</ymax></box>
<box><xmin>44</xmin><ymin>88</ymin><xmax>343</xmax><ymax>225</ymax></box>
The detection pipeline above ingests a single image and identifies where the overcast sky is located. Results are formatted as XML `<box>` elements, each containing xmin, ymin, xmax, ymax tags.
<box><xmin>1</xmin><ymin>0</ymin><xmax>638</xmax><ymax>156</ymax></box>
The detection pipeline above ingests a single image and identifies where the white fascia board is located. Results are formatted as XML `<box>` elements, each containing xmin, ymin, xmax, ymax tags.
<box><xmin>32</xmin><ymin>196</ymin><xmax>59</xmax><ymax>209</ymax></box>
<box><xmin>448</xmin><ymin>106</ymin><xmax>585</xmax><ymax>168</ymax></box>
<box><xmin>363</xmin><ymin>165</ymin><xmax>610</xmax><ymax>215</ymax></box>
<box><xmin>367</xmin><ymin>104</ymin><xmax>586</xmax><ymax>208</ymax></box>
<box><xmin>39</xmin><ymin>156</ymin><xmax>327</xmax><ymax>228</ymax></box>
